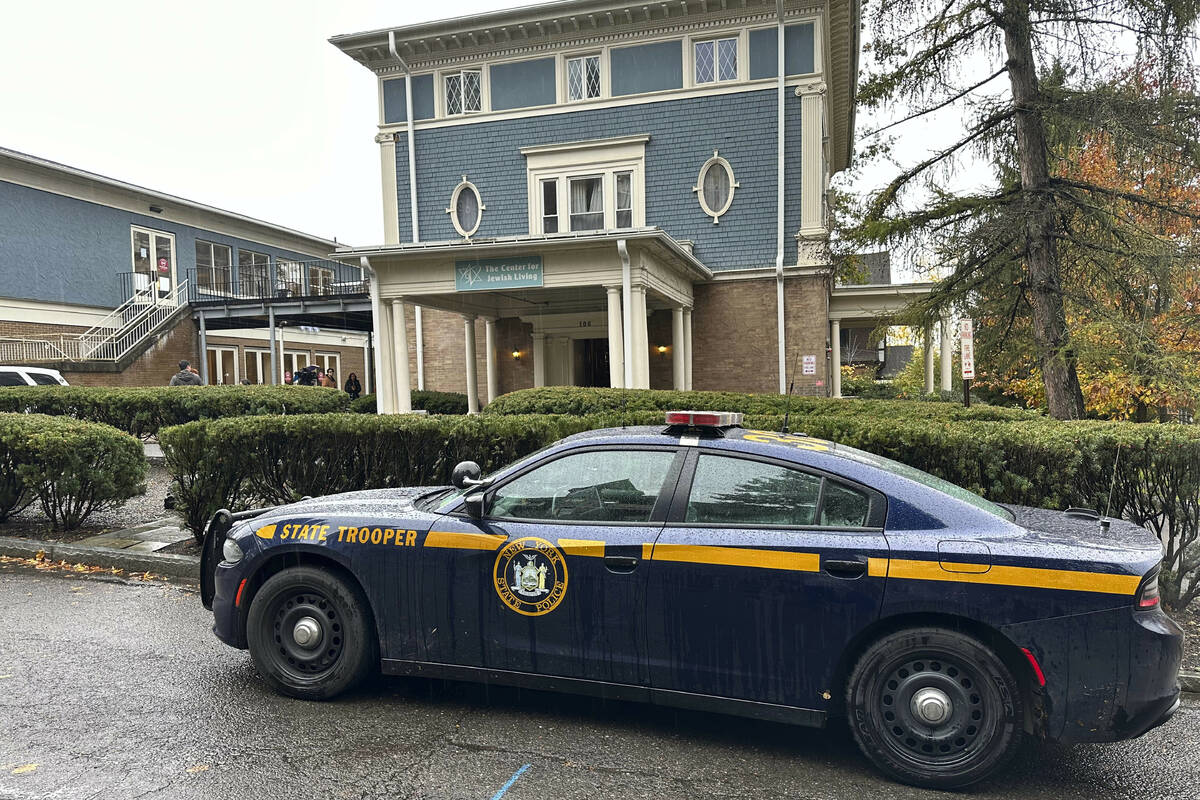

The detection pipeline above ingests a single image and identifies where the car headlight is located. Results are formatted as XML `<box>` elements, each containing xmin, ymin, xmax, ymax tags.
<box><xmin>222</xmin><ymin>537</ymin><xmax>244</xmax><ymax>564</ymax></box>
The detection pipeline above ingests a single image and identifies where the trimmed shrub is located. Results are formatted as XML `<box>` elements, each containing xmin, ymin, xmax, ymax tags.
<box><xmin>0</xmin><ymin>413</ymin><xmax>146</xmax><ymax>530</ymax></box>
<box><xmin>0</xmin><ymin>385</ymin><xmax>349</xmax><ymax>438</ymax></box>
<box><xmin>350</xmin><ymin>390</ymin><xmax>470</xmax><ymax>415</ymax></box>
<box><xmin>482</xmin><ymin>386</ymin><xmax>1040</xmax><ymax>422</ymax></box>
<box><xmin>0</xmin><ymin>416</ymin><xmax>35</xmax><ymax>521</ymax></box>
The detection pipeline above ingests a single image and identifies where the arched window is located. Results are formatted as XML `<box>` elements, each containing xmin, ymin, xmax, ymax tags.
<box><xmin>693</xmin><ymin>151</ymin><xmax>738</xmax><ymax>224</ymax></box>
<box><xmin>447</xmin><ymin>177</ymin><xmax>484</xmax><ymax>238</ymax></box>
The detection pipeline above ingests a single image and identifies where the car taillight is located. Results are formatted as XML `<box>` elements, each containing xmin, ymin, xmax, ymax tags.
<box><xmin>1136</xmin><ymin>571</ymin><xmax>1160</xmax><ymax>609</ymax></box>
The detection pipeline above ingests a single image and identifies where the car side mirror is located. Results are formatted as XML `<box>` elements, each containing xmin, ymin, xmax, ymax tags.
<box><xmin>464</xmin><ymin>491</ymin><xmax>486</xmax><ymax>519</ymax></box>
<box><xmin>451</xmin><ymin>460</ymin><xmax>483</xmax><ymax>489</ymax></box>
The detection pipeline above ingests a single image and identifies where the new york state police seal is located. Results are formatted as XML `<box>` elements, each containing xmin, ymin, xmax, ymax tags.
<box><xmin>493</xmin><ymin>536</ymin><xmax>568</xmax><ymax>616</ymax></box>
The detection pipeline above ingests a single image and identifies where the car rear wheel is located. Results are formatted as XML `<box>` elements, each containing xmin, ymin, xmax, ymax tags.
<box><xmin>846</xmin><ymin>627</ymin><xmax>1024</xmax><ymax>789</ymax></box>
<box><xmin>246</xmin><ymin>566</ymin><xmax>377</xmax><ymax>700</ymax></box>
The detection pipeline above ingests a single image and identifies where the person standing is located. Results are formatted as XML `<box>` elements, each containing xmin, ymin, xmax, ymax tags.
<box><xmin>344</xmin><ymin>372</ymin><xmax>362</xmax><ymax>400</ymax></box>
<box><xmin>169</xmin><ymin>360</ymin><xmax>203</xmax><ymax>386</ymax></box>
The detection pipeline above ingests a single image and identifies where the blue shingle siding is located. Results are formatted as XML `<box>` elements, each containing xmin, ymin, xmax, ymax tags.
<box><xmin>610</xmin><ymin>40</ymin><xmax>684</xmax><ymax>96</ymax></box>
<box><xmin>748</xmin><ymin>23</ymin><xmax>816</xmax><ymax>79</ymax></box>
<box><xmin>490</xmin><ymin>58</ymin><xmax>557</xmax><ymax>111</ymax></box>
<box><xmin>0</xmin><ymin>180</ymin><xmax>337</xmax><ymax>308</ymax></box>
<box><xmin>397</xmin><ymin>88</ymin><xmax>804</xmax><ymax>271</ymax></box>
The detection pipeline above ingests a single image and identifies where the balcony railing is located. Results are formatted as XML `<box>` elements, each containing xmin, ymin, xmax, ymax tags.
<box><xmin>186</xmin><ymin>260</ymin><xmax>367</xmax><ymax>304</ymax></box>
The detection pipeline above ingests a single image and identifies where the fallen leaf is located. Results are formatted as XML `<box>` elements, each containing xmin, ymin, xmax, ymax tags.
<box><xmin>186</xmin><ymin>764</ymin><xmax>210</xmax><ymax>774</ymax></box>
<box><xmin>12</xmin><ymin>764</ymin><xmax>38</xmax><ymax>775</ymax></box>
<box><xmin>0</xmin><ymin>674</ymin><xmax>12</xmax><ymax>679</ymax></box>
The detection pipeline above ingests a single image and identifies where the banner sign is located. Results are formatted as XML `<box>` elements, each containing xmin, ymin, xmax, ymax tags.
<box><xmin>959</xmin><ymin>320</ymin><xmax>975</xmax><ymax>380</ymax></box>
<box><xmin>455</xmin><ymin>256</ymin><xmax>543</xmax><ymax>292</ymax></box>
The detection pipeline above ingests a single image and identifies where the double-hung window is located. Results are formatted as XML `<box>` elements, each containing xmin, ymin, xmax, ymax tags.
<box><xmin>444</xmin><ymin>69</ymin><xmax>482</xmax><ymax>115</ymax></box>
<box><xmin>540</xmin><ymin>179</ymin><xmax>560</xmax><ymax>234</ymax></box>
<box><xmin>237</xmin><ymin>250</ymin><xmax>269</xmax><ymax>296</ymax></box>
<box><xmin>615</xmin><ymin>172</ymin><xmax>633</xmax><ymax>228</ymax></box>
<box><xmin>568</xmin><ymin>176</ymin><xmax>605</xmax><ymax>231</ymax></box>
<box><xmin>195</xmin><ymin>241</ymin><xmax>232</xmax><ymax>293</ymax></box>
<box><xmin>566</xmin><ymin>55</ymin><xmax>601</xmax><ymax>101</ymax></box>
<box><xmin>308</xmin><ymin>265</ymin><xmax>334</xmax><ymax>295</ymax></box>
<box><xmin>694</xmin><ymin>37</ymin><xmax>738</xmax><ymax>84</ymax></box>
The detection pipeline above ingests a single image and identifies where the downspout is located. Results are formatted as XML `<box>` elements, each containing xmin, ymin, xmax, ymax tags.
<box><xmin>775</xmin><ymin>0</ymin><xmax>788</xmax><ymax>395</ymax></box>
<box><xmin>362</xmin><ymin>256</ymin><xmax>386</xmax><ymax>414</ymax></box>
<box><xmin>389</xmin><ymin>30</ymin><xmax>424</xmax><ymax>389</ymax></box>
<box><xmin>618</xmin><ymin>239</ymin><xmax>633</xmax><ymax>389</ymax></box>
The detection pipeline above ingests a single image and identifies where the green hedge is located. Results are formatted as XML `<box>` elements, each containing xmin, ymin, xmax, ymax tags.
<box><xmin>0</xmin><ymin>385</ymin><xmax>349</xmax><ymax>438</ymax></box>
<box><xmin>0</xmin><ymin>413</ymin><xmax>146</xmax><ymax>530</ymax></box>
<box><xmin>482</xmin><ymin>387</ymin><xmax>1039</xmax><ymax>422</ymax></box>
<box><xmin>349</xmin><ymin>390</ymin><xmax>470</xmax><ymax>415</ymax></box>
<box><xmin>160</xmin><ymin>408</ymin><xmax>1200</xmax><ymax>609</ymax></box>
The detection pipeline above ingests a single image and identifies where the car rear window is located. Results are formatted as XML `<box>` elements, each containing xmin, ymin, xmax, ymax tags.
<box><xmin>0</xmin><ymin>371</ymin><xmax>28</xmax><ymax>386</ymax></box>
<box><xmin>28</xmin><ymin>373</ymin><xmax>60</xmax><ymax>385</ymax></box>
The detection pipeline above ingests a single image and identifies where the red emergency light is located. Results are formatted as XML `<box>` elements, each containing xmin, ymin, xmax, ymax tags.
<box><xmin>664</xmin><ymin>410</ymin><xmax>744</xmax><ymax>427</ymax></box>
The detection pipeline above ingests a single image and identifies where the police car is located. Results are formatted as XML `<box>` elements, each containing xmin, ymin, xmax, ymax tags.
<box><xmin>201</xmin><ymin>411</ymin><xmax>1181</xmax><ymax>789</ymax></box>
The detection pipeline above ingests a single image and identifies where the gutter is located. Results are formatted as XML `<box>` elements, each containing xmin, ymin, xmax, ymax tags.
<box><xmin>775</xmin><ymin>0</ymin><xmax>788</xmax><ymax>394</ymax></box>
<box><xmin>389</xmin><ymin>30</ymin><xmax>424</xmax><ymax>389</ymax></box>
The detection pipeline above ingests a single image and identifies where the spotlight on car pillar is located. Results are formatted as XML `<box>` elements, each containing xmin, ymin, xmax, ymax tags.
<box><xmin>451</xmin><ymin>460</ymin><xmax>482</xmax><ymax>489</ymax></box>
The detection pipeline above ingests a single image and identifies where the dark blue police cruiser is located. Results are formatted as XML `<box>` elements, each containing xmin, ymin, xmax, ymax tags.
<box><xmin>201</xmin><ymin>411</ymin><xmax>1181</xmax><ymax>789</ymax></box>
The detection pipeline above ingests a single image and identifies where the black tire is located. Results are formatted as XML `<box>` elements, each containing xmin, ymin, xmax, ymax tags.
<box><xmin>846</xmin><ymin>627</ymin><xmax>1024</xmax><ymax>790</ymax></box>
<box><xmin>246</xmin><ymin>566</ymin><xmax>377</xmax><ymax>700</ymax></box>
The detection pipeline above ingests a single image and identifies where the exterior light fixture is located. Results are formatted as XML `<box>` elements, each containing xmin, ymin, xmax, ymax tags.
<box><xmin>512</xmin><ymin>350</ymin><xmax>521</xmax><ymax>360</ymax></box>
<box><xmin>657</xmin><ymin>345</ymin><xmax>668</xmax><ymax>355</ymax></box>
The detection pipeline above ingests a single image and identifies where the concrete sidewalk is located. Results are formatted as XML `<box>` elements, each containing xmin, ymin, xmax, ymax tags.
<box><xmin>0</xmin><ymin>514</ymin><xmax>198</xmax><ymax>580</ymax></box>
<box><xmin>74</xmin><ymin>516</ymin><xmax>191</xmax><ymax>554</ymax></box>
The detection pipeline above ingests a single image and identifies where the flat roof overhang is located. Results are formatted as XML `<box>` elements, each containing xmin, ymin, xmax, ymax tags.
<box><xmin>829</xmin><ymin>282</ymin><xmax>935</xmax><ymax>323</ymax></box>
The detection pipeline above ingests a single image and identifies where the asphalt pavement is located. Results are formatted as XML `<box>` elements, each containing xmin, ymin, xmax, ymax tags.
<box><xmin>1</xmin><ymin>563</ymin><xmax>1197</xmax><ymax>800</ymax></box>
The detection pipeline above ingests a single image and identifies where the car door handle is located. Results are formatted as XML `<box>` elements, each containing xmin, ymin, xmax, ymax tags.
<box><xmin>824</xmin><ymin>559</ymin><xmax>868</xmax><ymax>579</ymax></box>
<box><xmin>604</xmin><ymin>555</ymin><xmax>639</xmax><ymax>574</ymax></box>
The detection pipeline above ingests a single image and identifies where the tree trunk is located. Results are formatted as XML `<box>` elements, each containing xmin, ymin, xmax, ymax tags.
<box><xmin>1001</xmin><ymin>0</ymin><xmax>1087</xmax><ymax>419</ymax></box>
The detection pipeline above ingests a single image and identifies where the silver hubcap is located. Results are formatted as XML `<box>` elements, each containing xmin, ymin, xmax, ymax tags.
<box><xmin>911</xmin><ymin>687</ymin><xmax>953</xmax><ymax>726</ymax></box>
<box><xmin>292</xmin><ymin>616</ymin><xmax>322</xmax><ymax>649</ymax></box>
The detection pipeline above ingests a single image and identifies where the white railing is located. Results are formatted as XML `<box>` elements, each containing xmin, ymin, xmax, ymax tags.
<box><xmin>3</xmin><ymin>280</ymin><xmax>190</xmax><ymax>364</ymax></box>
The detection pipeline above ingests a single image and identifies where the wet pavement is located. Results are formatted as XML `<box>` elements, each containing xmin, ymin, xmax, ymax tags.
<box><xmin>0</xmin><ymin>564</ymin><xmax>1197</xmax><ymax>800</ymax></box>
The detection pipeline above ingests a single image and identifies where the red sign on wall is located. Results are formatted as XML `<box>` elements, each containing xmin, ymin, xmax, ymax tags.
<box><xmin>157</xmin><ymin>258</ymin><xmax>169</xmax><ymax>272</ymax></box>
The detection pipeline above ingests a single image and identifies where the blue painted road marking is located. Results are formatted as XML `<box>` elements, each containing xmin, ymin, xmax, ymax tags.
<box><xmin>489</xmin><ymin>763</ymin><xmax>531</xmax><ymax>800</ymax></box>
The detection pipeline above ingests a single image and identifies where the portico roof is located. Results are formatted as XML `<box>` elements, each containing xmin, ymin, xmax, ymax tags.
<box><xmin>333</xmin><ymin>228</ymin><xmax>713</xmax><ymax>282</ymax></box>
<box><xmin>829</xmin><ymin>282</ymin><xmax>936</xmax><ymax>322</ymax></box>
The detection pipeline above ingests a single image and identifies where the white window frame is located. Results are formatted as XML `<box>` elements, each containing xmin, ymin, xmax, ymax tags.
<box><xmin>522</xmin><ymin>135</ymin><xmax>648</xmax><ymax>235</ymax></box>
<box><xmin>276</xmin><ymin>260</ymin><xmax>304</xmax><ymax>297</ymax></box>
<box><xmin>314</xmin><ymin>352</ymin><xmax>342</xmax><ymax>387</ymax></box>
<box><xmin>566</xmin><ymin>174</ymin><xmax>606</xmax><ymax>232</ymax></box>
<box><xmin>563</xmin><ymin>52</ymin><xmax>604</xmax><ymax>103</ymax></box>
<box><xmin>307</xmin><ymin>265</ymin><xmax>335</xmax><ymax>296</ymax></box>
<box><xmin>205</xmin><ymin>346</ymin><xmax>240</xmax><ymax>385</ymax></box>
<box><xmin>685</xmin><ymin>29</ymin><xmax>750</xmax><ymax>89</ymax></box>
<box><xmin>441</xmin><ymin>68</ymin><xmax>484</xmax><ymax>116</ymax></box>
<box><xmin>539</xmin><ymin>177</ymin><xmax>560</xmax><ymax>234</ymax></box>
<box><xmin>282</xmin><ymin>350</ymin><xmax>311</xmax><ymax>382</ymax></box>
<box><xmin>693</xmin><ymin>150</ymin><xmax>740</xmax><ymax>224</ymax></box>
<box><xmin>237</xmin><ymin>249</ymin><xmax>270</xmax><ymax>296</ymax></box>
<box><xmin>195</xmin><ymin>240</ymin><xmax>233</xmax><ymax>295</ymax></box>
<box><xmin>129</xmin><ymin>226</ymin><xmax>176</xmax><ymax>300</ymax></box>
<box><xmin>244</xmin><ymin>347</ymin><xmax>271</xmax><ymax>385</ymax></box>
<box><xmin>692</xmin><ymin>36</ymin><xmax>740</xmax><ymax>85</ymax></box>
<box><xmin>446</xmin><ymin>176</ymin><xmax>485</xmax><ymax>238</ymax></box>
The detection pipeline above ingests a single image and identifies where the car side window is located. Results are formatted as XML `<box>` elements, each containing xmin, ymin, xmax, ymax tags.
<box><xmin>28</xmin><ymin>373</ymin><xmax>59</xmax><ymax>385</ymax></box>
<box><xmin>685</xmin><ymin>454</ymin><xmax>871</xmax><ymax>528</ymax></box>
<box><xmin>489</xmin><ymin>449</ymin><xmax>677</xmax><ymax>523</ymax></box>
<box><xmin>0</xmin><ymin>371</ymin><xmax>27</xmax><ymax>386</ymax></box>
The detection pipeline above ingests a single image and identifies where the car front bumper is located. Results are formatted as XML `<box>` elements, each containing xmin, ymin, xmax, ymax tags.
<box><xmin>212</xmin><ymin>561</ymin><xmax>249</xmax><ymax>649</ymax></box>
<box><xmin>1002</xmin><ymin>604</ymin><xmax>1182</xmax><ymax>744</ymax></box>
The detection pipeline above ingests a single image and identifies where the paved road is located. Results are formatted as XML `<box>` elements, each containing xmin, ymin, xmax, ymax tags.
<box><xmin>1</xmin><ymin>563</ymin><xmax>1197</xmax><ymax>800</ymax></box>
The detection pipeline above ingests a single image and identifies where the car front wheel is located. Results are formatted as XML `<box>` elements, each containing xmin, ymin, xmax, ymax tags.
<box><xmin>846</xmin><ymin>627</ymin><xmax>1024</xmax><ymax>789</ymax></box>
<box><xmin>246</xmin><ymin>566</ymin><xmax>377</xmax><ymax>700</ymax></box>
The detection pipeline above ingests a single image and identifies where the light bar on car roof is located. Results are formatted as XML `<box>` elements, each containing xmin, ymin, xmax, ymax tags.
<box><xmin>664</xmin><ymin>410</ymin><xmax>744</xmax><ymax>427</ymax></box>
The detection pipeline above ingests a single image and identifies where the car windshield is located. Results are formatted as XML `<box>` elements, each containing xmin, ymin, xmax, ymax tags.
<box><xmin>827</xmin><ymin>442</ymin><xmax>1015</xmax><ymax>521</ymax></box>
<box><xmin>414</xmin><ymin>442</ymin><xmax>561</xmax><ymax>513</ymax></box>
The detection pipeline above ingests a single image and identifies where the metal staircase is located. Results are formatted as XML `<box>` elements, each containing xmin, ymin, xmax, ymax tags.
<box><xmin>0</xmin><ymin>280</ymin><xmax>191</xmax><ymax>365</ymax></box>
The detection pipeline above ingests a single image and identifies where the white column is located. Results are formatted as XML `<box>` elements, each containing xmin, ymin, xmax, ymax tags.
<box><xmin>561</xmin><ymin>337</ymin><xmax>575</xmax><ymax>386</ymax></box>
<box><xmin>940</xmin><ymin>315</ymin><xmax>953</xmax><ymax>392</ymax></box>
<box><xmin>671</xmin><ymin>307</ymin><xmax>685</xmax><ymax>390</ymax></box>
<box><xmin>485</xmin><ymin>318</ymin><xmax>498</xmax><ymax>404</ymax></box>
<box><xmin>198</xmin><ymin>313</ymin><xmax>208</xmax><ymax>385</ymax></box>
<box><xmin>924</xmin><ymin>324</ymin><xmax>936</xmax><ymax>394</ymax></box>
<box><xmin>532</xmin><ymin>333</ymin><xmax>546</xmax><ymax>387</ymax></box>
<box><xmin>267</xmin><ymin>306</ymin><xmax>278</xmax><ymax>385</ymax></box>
<box><xmin>463</xmin><ymin>315</ymin><xmax>480</xmax><ymax>414</ymax></box>
<box><xmin>277</xmin><ymin>322</ymin><xmax>287</xmax><ymax>384</ymax></box>
<box><xmin>799</xmin><ymin>84</ymin><xmax>828</xmax><ymax>236</ymax></box>
<box><xmin>606</xmin><ymin>286</ymin><xmax>625</xmax><ymax>389</ymax></box>
<box><xmin>362</xmin><ymin>336</ymin><xmax>372</xmax><ymax>394</ymax></box>
<box><xmin>630</xmin><ymin>285</ymin><xmax>650</xmax><ymax>389</ymax></box>
<box><xmin>682</xmin><ymin>307</ymin><xmax>693</xmax><ymax>390</ymax></box>
<box><xmin>414</xmin><ymin>306</ymin><xmax>425</xmax><ymax>390</ymax></box>
<box><xmin>377</xmin><ymin>132</ymin><xmax>401</xmax><ymax>245</ymax></box>
<box><xmin>374</xmin><ymin>301</ymin><xmax>394</xmax><ymax>413</ymax></box>
<box><xmin>391</xmin><ymin>299</ymin><xmax>412</xmax><ymax>413</ymax></box>
<box><xmin>830</xmin><ymin>318</ymin><xmax>842</xmax><ymax>398</ymax></box>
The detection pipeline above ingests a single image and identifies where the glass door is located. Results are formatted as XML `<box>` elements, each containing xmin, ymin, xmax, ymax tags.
<box><xmin>130</xmin><ymin>227</ymin><xmax>175</xmax><ymax>303</ymax></box>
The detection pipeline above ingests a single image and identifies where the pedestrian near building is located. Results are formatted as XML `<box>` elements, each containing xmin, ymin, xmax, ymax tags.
<box><xmin>169</xmin><ymin>360</ymin><xmax>202</xmax><ymax>386</ymax></box>
<box><xmin>344</xmin><ymin>372</ymin><xmax>362</xmax><ymax>400</ymax></box>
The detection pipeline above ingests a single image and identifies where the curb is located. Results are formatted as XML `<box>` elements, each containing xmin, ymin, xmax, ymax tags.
<box><xmin>1181</xmin><ymin>672</ymin><xmax>1200</xmax><ymax>695</ymax></box>
<box><xmin>0</xmin><ymin>535</ymin><xmax>198</xmax><ymax>580</ymax></box>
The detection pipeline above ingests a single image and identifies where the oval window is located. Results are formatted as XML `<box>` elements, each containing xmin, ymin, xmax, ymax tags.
<box><xmin>448</xmin><ymin>179</ymin><xmax>484</xmax><ymax>237</ymax></box>
<box><xmin>694</xmin><ymin>152</ymin><xmax>738</xmax><ymax>224</ymax></box>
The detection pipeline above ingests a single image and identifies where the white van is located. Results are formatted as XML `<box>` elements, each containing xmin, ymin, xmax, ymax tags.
<box><xmin>0</xmin><ymin>366</ymin><xmax>70</xmax><ymax>386</ymax></box>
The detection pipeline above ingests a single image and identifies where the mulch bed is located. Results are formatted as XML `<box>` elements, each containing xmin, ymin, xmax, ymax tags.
<box><xmin>0</xmin><ymin>518</ymin><xmax>113</xmax><ymax>545</ymax></box>
<box><xmin>1168</xmin><ymin>603</ymin><xmax>1200</xmax><ymax>673</ymax></box>
<box><xmin>159</xmin><ymin>538</ymin><xmax>201</xmax><ymax>556</ymax></box>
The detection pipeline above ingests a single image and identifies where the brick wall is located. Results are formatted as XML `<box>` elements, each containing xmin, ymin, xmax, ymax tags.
<box><xmin>61</xmin><ymin>318</ymin><xmax>200</xmax><ymax>387</ymax></box>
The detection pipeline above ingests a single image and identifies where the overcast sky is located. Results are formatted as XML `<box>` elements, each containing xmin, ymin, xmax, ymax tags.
<box><xmin>0</xmin><ymin>0</ymin><xmax>971</xmax><ymax>257</ymax></box>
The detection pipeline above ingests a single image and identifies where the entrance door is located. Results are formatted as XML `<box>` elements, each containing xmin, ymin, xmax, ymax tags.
<box><xmin>578</xmin><ymin>338</ymin><xmax>610</xmax><ymax>387</ymax></box>
<box><xmin>205</xmin><ymin>347</ymin><xmax>239</xmax><ymax>385</ymax></box>
<box><xmin>130</xmin><ymin>227</ymin><xmax>176</xmax><ymax>302</ymax></box>
<box><xmin>645</xmin><ymin>450</ymin><xmax>889</xmax><ymax>707</ymax></box>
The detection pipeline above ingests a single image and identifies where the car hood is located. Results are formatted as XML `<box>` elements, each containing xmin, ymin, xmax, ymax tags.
<box><xmin>249</xmin><ymin>486</ymin><xmax>453</xmax><ymax>528</ymax></box>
